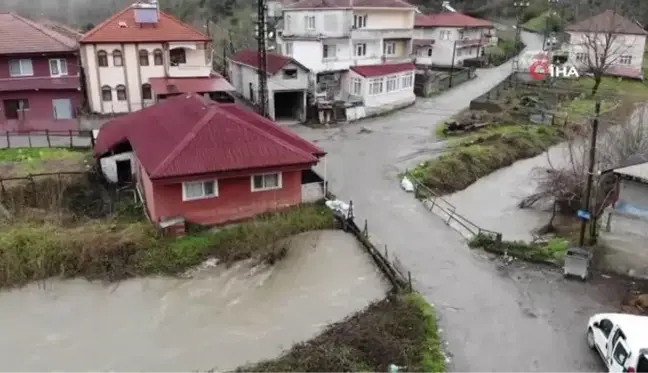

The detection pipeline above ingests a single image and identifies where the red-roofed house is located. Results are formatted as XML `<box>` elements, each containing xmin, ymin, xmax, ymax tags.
<box><xmin>94</xmin><ymin>93</ymin><xmax>327</xmax><ymax>229</ymax></box>
<box><xmin>0</xmin><ymin>13</ymin><xmax>83</xmax><ymax>131</ymax></box>
<box><xmin>345</xmin><ymin>62</ymin><xmax>415</xmax><ymax>119</ymax></box>
<box><xmin>79</xmin><ymin>1</ymin><xmax>235</xmax><ymax>115</ymax></box>
<box><xmin>413</xmin><ymin>12</ymin><xmax>494</xmax><ymax>67</ymax></box>
<box><xmin>228</xmin><ymin>49</ymin><xmax>309</xmax><ymax>122</ymax></box>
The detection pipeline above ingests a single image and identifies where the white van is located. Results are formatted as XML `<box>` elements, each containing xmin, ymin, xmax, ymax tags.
<box><xmin>587</xmin><ymin>313</ymin><xmax>648</xmax><ymax>372</ymax></box>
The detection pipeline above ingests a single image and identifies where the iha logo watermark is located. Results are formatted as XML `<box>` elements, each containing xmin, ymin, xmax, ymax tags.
<box><xmin>529</xmin><ymin>59</ymin><xmax>579</xmax><ymax>80</ymax></box>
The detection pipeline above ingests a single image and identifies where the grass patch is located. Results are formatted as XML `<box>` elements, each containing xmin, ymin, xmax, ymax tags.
<box><xmin>236</xmin><ymin>292</ymin><xmax>445</xmax><ymax>372</ymax></box>
<box><xmin>0</xmin><ymin>203</ymin><xmax>335</xmax><ymax>289</ymax></box>
<box><xmin>411</xmin><ymin>124</ymin><xmax>562</xmax><ymax>194</ymax></box>
<box><xmin>522</xmin><ymin>10</ymin><xmax>561</xmax><ymax>33</ymax></box>
<box><xmin>469</xmin><ymin>234</ymin><xmax>569</xmax><ymax>264</ymax></box>
<box><xmin>0</xmin><ymin>148</ymin><xmax>90</xmax><ymax>178</ymax></box>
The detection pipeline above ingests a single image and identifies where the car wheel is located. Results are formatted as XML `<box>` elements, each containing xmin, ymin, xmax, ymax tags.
<box><xmin>587</xmin><ymin>328</ymin><xmax>595</xmax><ymax>349</ymax></box>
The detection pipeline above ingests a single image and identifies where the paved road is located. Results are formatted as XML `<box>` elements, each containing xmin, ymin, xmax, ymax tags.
<box><xmin>290</xmin><ymin>32</ymin><xmax>618</xmax><ymax>372</ymax></box>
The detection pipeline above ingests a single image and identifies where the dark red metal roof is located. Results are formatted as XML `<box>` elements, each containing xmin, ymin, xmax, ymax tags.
<box><xmin>148</xmin><ymin>74</ymin><xmax>234</xmax><ymax>95</ymax></box>
<box><xmin>94</xmin><ymin>94</ymin><xmax>325</xmax><ymax>179</ymax></box>
<box><xmin>0</xmin><ymin>13</ymin><xmax>79</xmax><ymax>54</ymax></box>
<box><xmin>350</xmin><ymin>62</ymin><xmax>415</xmax><ymax>77</ymax></box>
<box><xmin>230</xmin><ymin>49</ymin><xmax>309</xmax><ymax>75</ymax></box>
<box><xmin>0</xmin><ymin>76</ymin><xmax>80</xmax><ymax>91</ymax></box>
<box><xmin>415</xmin><ymin>12</ymin><xmax>493</xmax><ymax>28</ymax></box>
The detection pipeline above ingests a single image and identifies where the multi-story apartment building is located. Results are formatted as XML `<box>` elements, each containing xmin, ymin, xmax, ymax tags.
<box><xmin>276</xmin><ymin>0</ymin><xmax>417</xmax><ymax>75</ymax></box>
<box><xmin>79</xmin><ymin>0</ymin><xmax>234</xmax><ymax>115</ymax></box>
<box><xmin>0</xmin><ymin>13</ymin><xmax>82</xmax><ymax>131</ymax></box>
<box><xmin>413</xmin><ymin>12</ymin><xmax>494</xmax><ymax>67</ymax></box>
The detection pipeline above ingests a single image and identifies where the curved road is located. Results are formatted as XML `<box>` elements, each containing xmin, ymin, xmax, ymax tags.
<box><xmin>291</xmin><ymin>32</ymin><xmax>619</xmax><ymax>371</ymax></box>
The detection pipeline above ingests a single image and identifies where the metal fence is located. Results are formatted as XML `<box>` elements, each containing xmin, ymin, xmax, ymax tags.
<box><xmin>405</xmin><ymin>170</ymin><xmax>503</xmax><ymax>243</ymax></box>
<box><xmin>1</xmin><ymin>130</ymin><xmax>94</xmax><ymax>149</ymax></box>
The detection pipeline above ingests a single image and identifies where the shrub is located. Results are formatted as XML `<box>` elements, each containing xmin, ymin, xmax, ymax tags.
<box><xmin>469</xmin><ymin>233</ymin><xmax>569</xmax><ymax>264</ymax></box>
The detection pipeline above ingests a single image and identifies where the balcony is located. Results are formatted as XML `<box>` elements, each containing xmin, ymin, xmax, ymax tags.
<box><xmin>351</xmin><ymin>28</ymin><xmax>413</xmax><ymax>40</ymax></box>
<box><xmin>382</xmin><ymin>55</ymin><xmax>414</xmax><ymax>63</ymax></box>
<box><xmin>282</xmin><ymin>30</ymin><xmax>350</xmax><ymax>40</ymax></box>
<box><xmin>456</xmin><ymin>37</ymin><xmax>490</xmax><ymax>48</ymax></box>
<box><xmin>168</xmin><ymin>64</ymin><xmax>212</xmax><ymax>78</ymax></box>
<box><xmin>0</xmin><ymin>75</ymin><xmax>80</xmax><ymax>92</ymax></box>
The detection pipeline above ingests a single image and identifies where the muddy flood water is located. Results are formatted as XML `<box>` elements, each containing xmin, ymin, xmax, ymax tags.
<box><xmin>0</xmin><ymin>230</ymin><xmax>388</xmax><ymax>372</ymax></box>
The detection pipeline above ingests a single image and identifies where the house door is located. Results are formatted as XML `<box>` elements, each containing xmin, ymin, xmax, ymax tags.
<box><xmin>3</xmin><ymin>99</ymin><xmax>20</xmax><ymax>119</ymax></box>
<box><xmin>116</xmin><ymin>160</ymin><xmax>132</xmax><ymax>183</ymax></box>
<box><xmin>53</xmin><ymin>99</ymin><xmax>73</xmax><ymax>119</ymax></box>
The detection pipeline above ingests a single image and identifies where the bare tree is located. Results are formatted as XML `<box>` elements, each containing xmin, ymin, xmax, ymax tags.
<box><xmin>567</xmin><ymin>5</ymin><xmax>639</xmax><ymax>95</ymax></box>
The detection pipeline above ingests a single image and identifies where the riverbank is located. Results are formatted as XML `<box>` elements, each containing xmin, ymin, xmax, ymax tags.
<box><xmin>236</xmin><ymin>292</ymin><xmax>445</xmax><ymax>372</ymax></box>
<box><xmin>0</xmin><ymin>203</ymin><xmax>335</xmax><ymax>290</ymax></box>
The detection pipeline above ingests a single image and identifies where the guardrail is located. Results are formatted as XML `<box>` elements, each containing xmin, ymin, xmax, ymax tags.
<box><xmin>404</xmin><ymin>170</ymin><xmax>503</xmax><ymax>243</ymax></box>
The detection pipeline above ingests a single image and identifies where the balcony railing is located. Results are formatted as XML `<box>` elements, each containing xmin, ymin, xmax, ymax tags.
<box><xmin>0</xmin><ymin>75</ymin><xmax>80</xmax><ymax>92</ymax></box>
<box><xmin>456</xmin><ymin>37</ymin><xmax>490</xmax><ymax>47</ymax></box>
<box><xmin>168</xmin><ymin>64</ymin><xmax>212</xmax><ymax>78</ymax></box>
<box><xmin>352</xmin><ymin>28</ymin><xmax>413</xmax><ymax>40</ymax></box>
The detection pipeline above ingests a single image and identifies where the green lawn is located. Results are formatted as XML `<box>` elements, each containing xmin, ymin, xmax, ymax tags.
<box><xmin>0</xmin><ymin>148</ymin><xmax>90</xmax><ymax>177</ymax></box>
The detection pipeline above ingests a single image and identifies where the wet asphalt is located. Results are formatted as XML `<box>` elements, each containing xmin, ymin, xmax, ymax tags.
<box><xmin>289</xmin><ymin>32</ymin><xmax>623</xmax><ymax>372</ymax></box>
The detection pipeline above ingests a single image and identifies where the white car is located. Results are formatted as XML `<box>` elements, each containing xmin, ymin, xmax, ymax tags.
<box><xmin>587</xmin><ymin>313</ymin><xmax>648</xmax><ymax>372</ymax></box>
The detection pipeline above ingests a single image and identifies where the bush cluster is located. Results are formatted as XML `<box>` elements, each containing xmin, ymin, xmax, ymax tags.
<box><xmin>469</xmin><ymin>233</ymin><xmax>569</xmax><ymax>264</ymax></box>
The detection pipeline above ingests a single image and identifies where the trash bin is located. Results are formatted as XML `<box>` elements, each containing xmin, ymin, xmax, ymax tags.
<box><xmin>563</xmin><ymin>247</ymin><xmax>593</xmax><ymax>281</ymax></box>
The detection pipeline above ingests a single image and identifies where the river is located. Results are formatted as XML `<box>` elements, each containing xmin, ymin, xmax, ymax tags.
<box><xmin>0</xmin><ymin>230</ymin><xmax>388</xmax><ymax>372</ymax></box>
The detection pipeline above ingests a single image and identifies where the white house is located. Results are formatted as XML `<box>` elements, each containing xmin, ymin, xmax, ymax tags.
<box><xmin>413</xmin><ymin>12</ymin><xmax>494</xmax><ymax>67</ymax></box>
<box><xmin>344</xmin><ymin>62</ymin><xmax>416</xmax><ymax>119</ymax></box>
<box><xmin>228</xmin><ymin>49</ymin><xmax>310</xmax><ymax>122</ymax></box>
<box><xmin>566</xmin><ymin>10</ymin><xmax>647</xmax><ymax>80</ymax></box>
<box><xmin>79</xmin><ymin>0</ymin><xmax>234</xmax><ymax>115</ymax></box>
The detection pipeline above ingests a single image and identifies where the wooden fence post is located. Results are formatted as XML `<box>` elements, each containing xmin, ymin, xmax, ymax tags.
<box><xmin>90</xmin><ymin>131</ymin><xmax>95</xmax><ymax>147</ymax></box>
<box><xmin>5</xmin><ymin>131</ymin><xmax>9</xmax><ymax>148</ymax></box>
<box><xmin>28</xmin><ymin>132</ymin><xmax>32</xmax><ymax>148</ymax></box>
<box><xmin>408</xmin><ymin>271</ymin><xmax>412</xmax><ymax>292</ymax></box>
<box><xmin>69</xmin><ymin>130</ymin><xmax>73</xmax><ymax>148</ymax></box>
<box><xmin>46</xmin><ymin>130</ymin><xmax>51</xmax><ymax>147</ymax></box>
<box><xmin>0</xmin><ymin>179</ymin><xmax>5</xmax><ymax>195</ymax></box>
<box><xmin>363</xmin><ymin>219</ymin><xmax>368</xmax><ymax>238</ymax></box>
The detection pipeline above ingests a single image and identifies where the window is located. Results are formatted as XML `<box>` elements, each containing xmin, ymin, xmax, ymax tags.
<box><xmin>427</xmin><ymin>48</ymin><xmax>433</xmax><ymax>57</ymax></box>
<box><xmin>48</xmin><ymin>58</ymin><xmax>68</xmax><ymax>77</ymax></box>
<box><xmin>369</xmin><ymin>78</ymin><xmax>383</xmax><ymax>95</ymax></box>
<box><xmin>323</xmin><ymin>44</ymin><xmax>336</xmax><ymax>59</ymax></box>
<box><xmin>142</xmin><ymin>83</ymin><xmax>152</xmax><ymax>100</ymax></box>
<box><xmin>112</xmin><ymin>49</ymin><xmax>123</xmax><ymax>66</ymax></box>
<box><xmin>354</xmin><ymin>43</ymin><xmax>366</xmax><ymax>57</ymax></box>
<box><xmin>182</xmin><ymin>180</ymin><xmax>218</xmax><ymax>201</ymax></box>
<box><xmin>285</xmin><ymin>15</ymin><xmax>292</xmax><ymax>32</ymax></box>
<box><xmin>458</xmin><ymin>30</ymin><xmax>465</xmax><ymax>39</ymax></box>
<box><xmin>284</xmin><ymin>42</ymin><xmax>293</xmax><ymax>56</ymax></box>
<box><xmin>97</xmin><ymin>50</ymin><xmax>108</xmax><ymax>67</ymax></box>
<box><xmin>2</xmin><ymin>99</ymin><xmax>29</xmax><ymax>119</ymax></box>
<box><xmin>9</xmin><ymin>59</ymin><xmax>33</xmax><ymax>77</ymax></box>
<box><xmin>139</xmin><ymin>50</ymin><xmax>149</xmax><ymax>66</ymax></box>
<box><xmin>456</xmin><ymin>48</ymin><xmax>463</xmax><ymax>57</ymax></box>
<box><xmin>619</xmin><ymin>55</ymin><xmax>632</xmax><ymax>65</ymax></box>
<box><xmin>386</xmin><ymin>76</ymin><xmax>398</xmax><ymax>92</ymax></box>
<box><xmin>384</xmin><ymin>41</ymin><xmax>396</xmax><ymax>56</ymax></box>
<box><xmin>305</xmin><ymin>15</ymin><xmax>315</xmax><ymax>30</ymax></box>
<box><xmin>575</xmin><ymin>52</ymin><xmax>588</xmax><ymax>63</ymax></box>
<box><xmin>350</xmin><ymin>77</ymin><xmax>361</xmax><ymax>96</ymax></box>
<box><xmin>101</xmin><ymin>86</ymin><xmax>112</xmax><ymax>101</ymax></box>
<box><xmin>170</xmin><ymin>48</ymin><xmax>186</xmax><ymax>65</ymax></box>
<box><xmin>613</xmin><ymin>342</ymin><xmax>629</xmax><ymax>366</ymax></box>
<box><xmin>401</xmin><ymin>72</ymin><xmax>413</xmax><ymax>89</ymax></box>
<box><xmin>251</xmin><ymin>173</ymin><xmax>282</xmax><ymax>191</ymax></box>
<box><xmin>153</xmin><ymin>49</ymin><xmax>164</xmax><ymax>65</ymax></box>
<box><xmin>353</xmin><ymin>14</ymin><xmax>367</xmax><ymax>28</ymax></box>
<box><xmin>440</xmin><ymin>30</ymin><xmax>451</xmax><ymax>40</ymax></box>
<box><xmin>116</xmin><ymin>85</ymin><xmax>127</xmax><ymax>101</ymax></box>
<box><xmin>282</xmin><ymin>68</ymin><xmax>298</xmax><ymax>79</ymax></box>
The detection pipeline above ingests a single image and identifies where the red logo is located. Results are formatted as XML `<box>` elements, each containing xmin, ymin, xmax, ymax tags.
<box><xmin>529</xmin><ymin>59</ymin><xmax>550</xmax><ymax>80</ymax></box>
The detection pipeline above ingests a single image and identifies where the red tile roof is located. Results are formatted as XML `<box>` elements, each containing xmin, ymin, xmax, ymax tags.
<box><xmin>148</xmin><ymin>74</ymin><xmax>235</xmax><ymax>94</ymax></box>
<box><xmin>0</xmin><ymin>76</ymin><xmax>80</xmax><ymax>91</ymax></box>
<box><xmin>94</xmin><ymin>94</ymin><xmax>325</xmax><ymax>179</ymax></box>
<box><xmin>287</xmin><ymin>0</ymin><xmax>414</xmax><ymax>9</ymax></box>
<box><xmin>230</xmin><ymin>49</ymin><xmax>310</xmax><ymax>75</ymax></box>
<box><xmin>0</xmin><ymin>13</ymin><xmax>79</xmax><ymax>54</ymax></box>
<box><xmin>350</xmin><ymin>62</ymin><xmax>415</xmax><ymax>77</ymax></box>
<box><xmin>566</xmin><ymin>10</ymin><xmax>647</xmax><ymax>35</ymax></box>
<box><xmin>415</xmin><ymin>12</ymin><xmax>493</xmax><ymax>28</ymax></box>
<box><xmin>80</xmin><ymin>5</ymin><xmax>210</xmax><ymax>43</ymax></box>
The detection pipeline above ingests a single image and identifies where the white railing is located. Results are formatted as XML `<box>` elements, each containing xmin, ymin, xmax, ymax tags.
<box><xmin>168</xmin><ymin>64</ymin><xmax>212</xmax><ymax>78</ymax></box>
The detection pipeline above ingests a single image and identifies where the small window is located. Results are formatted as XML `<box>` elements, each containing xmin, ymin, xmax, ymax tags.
<box><xmin>384</xmin><ymin>41</ymin><xmax>396</xmax><ymax>56</ymax></box>
<box><xmin>619</xmin><ymin>55</ymin><xmax>632</xmax><ymax>65</ymax></box>
<box><xmin>116</xmin><ymin>85</ymin><xmax>127</xmax><ymax>101</ymax></box>
<box><xmin>285</xmin><ymin>15</ymin><xmax>292</xmax><ymax>32</ymax></box>
<box><xmin>153</xmin><ymin>49</ymin><xmax>164</xmax><ymax>65</ymax></box>
<box><xmin>9</xmin><ymin>59</ymin><xmax>34</xmax><ymax>77</ymax></box>
<box><xmin>170</xmin><ymin>48</ymin><xmax>186</xmax><ymax>65</ymax></box>
<box><xmin>284</xmin><ymin>42</ymin><xmax>293</xmax><ymax>56</ymax></box>
<box><xmin>139</xmin><ymin>50</ymin><xmax>149</xmax><ymax>66</ymax></box>
<box><xmin>182</xmin><ymin>180</ymin><xmax>218</xmax><ymax>201</ymax></box>
<box><xmin>441</xmin><ymin>30</ymin><xmax>450</xmax><ymax>40</ymax></box>
<box><xmin>97</xmin><ymin>50</ymin><xmax>108</xmax><ymax>67</ymax></box>
<box><xmin>386</xmin><ymin>76</ymin><xmax>398</xmax><ymax>92</ymax></box>
<box><xmin>323</xmin><ymin>44</ymin><xmax>336</xmax><ymax>59</ymax></box>
<box><xmin>369</xmin><ymin>78</ymin><xmax>383</xmax><ymax>95</ymax></box>
<box><xmin>252</xmin><ymin>173</ymin><xmax>282</xmax><ymax>191</ymax></box>
<box><xmin>576</xmin><ymin>52</ymin><xmax>588</xmax><ymax>63</ymax></box>
<box><xmin>142</xmin><ymin>83</ymin><xmax>152</xmax><ymax>100</ymax></box>
<box><xmin>350</xmin><ymin>77</ymin><xmax>361</xmax><ymax>96</ymax></box>
<box><xmin>305</xmin><ymin>15</ymin><xmax>315</xmax><ymax>30</ymax></box>
<box><xmin>282</xmin><ymin>68</ymin><xmax>298</xmax><ymax>79</ymax></box>
<box><xmin>113</xmin><ymin>49</ymin><xmax>123</xmax><ymax>66</ymax></box>
<box><xmin>427</xmin><ymin>48</ymin><xmax>433</xmax><ymax>57</ymax></box>
<box><xmin>49</xmin><ymin>59</ymin><xmax>68</xmax><ymax>77</ymax></box>
<box><xmin>101</xmin><ymin>86</ymin><xmax>112</xmax><ymax>101</ymax></box>
<box><xmin>354</xmin><ymin>43</ymin><xmax>366</xmax><ymax>57</ymax></box>
<box><xmin>613</xmin><ymin>342</ymin><xmax>629</xmax><ymax>366</ymax></box>
<box><xmin>401</xmin><ymin>72</ymin><xmax>413</xmax><ymax>89</ymax></box>
<box><xmin>353</xmin><ymin>14</ymin><xmax>367</xmax><ymax>28</ymax></box>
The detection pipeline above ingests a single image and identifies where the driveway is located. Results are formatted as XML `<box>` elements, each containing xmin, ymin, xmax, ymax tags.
<box><xmin>289</xmin><ymin>32</ymin><xmax>618</xmax><ymax>372</ymax></box>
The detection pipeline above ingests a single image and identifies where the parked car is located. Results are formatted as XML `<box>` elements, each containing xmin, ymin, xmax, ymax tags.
<box><xmin>586</xmin><ymin>313</ymin><xmax>648</xmax><ymax>372</ymax></box>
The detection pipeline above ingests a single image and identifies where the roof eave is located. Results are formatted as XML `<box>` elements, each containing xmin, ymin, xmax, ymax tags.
<box><xmin>80</xmin><ymin>38</ymin><xmax>211</xmax><ymax>44</ymax></box>
<box><xmin>149</xmin><ymin>160</ymin><xmax>319</xmax><ymax>182</ymax></box>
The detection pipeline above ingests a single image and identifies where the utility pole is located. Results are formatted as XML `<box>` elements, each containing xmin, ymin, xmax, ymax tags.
<box><xmin>256</xmin><ymin>0</ymin><xmax>269</xmax><ymax>118</ymax></box>
<box><xmin>543</xmin><ymin>0</ymin><xmax>559</xmax><ymax>50</ymax></box>
<box><xmin>512</xmin><ymin>1</ymin><xmax>530</xmax><ymax>75</ymax></box>
<box><xmin>448</xmin><ymin>41</ymin><xmax>457</xmax><ymax>88</ymax></box>
<box><xmin>578</xmin><ymin>100</ymin><xmax>602</xmax><ymax>247</ymax></box>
